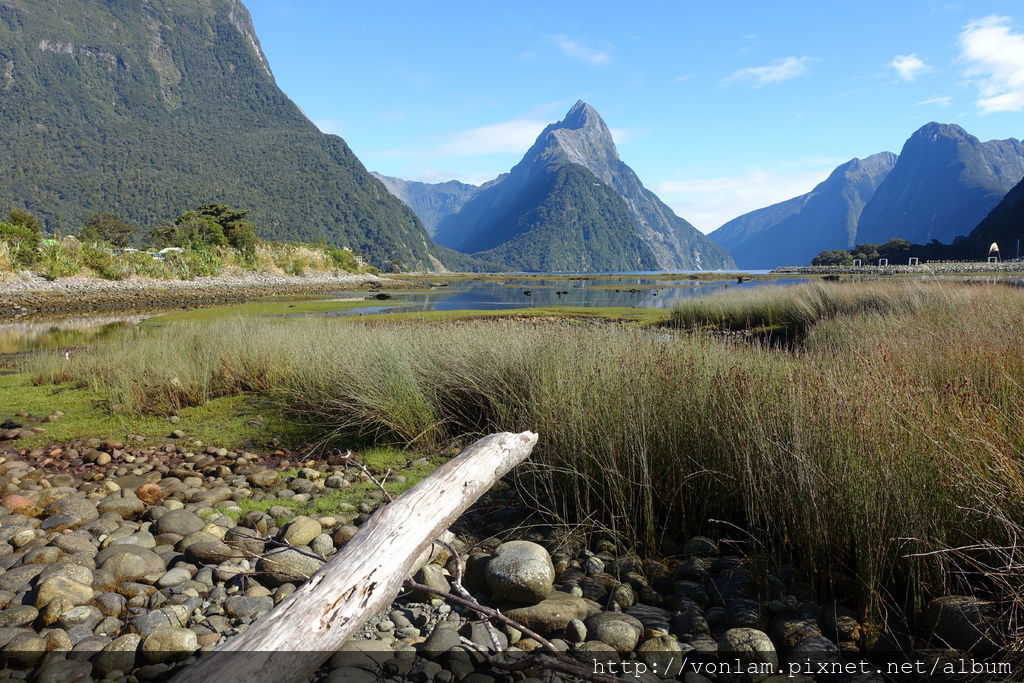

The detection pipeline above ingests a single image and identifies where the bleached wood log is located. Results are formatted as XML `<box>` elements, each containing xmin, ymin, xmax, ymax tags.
<box><xmin>171</xmin><ymin>431</ymin><xmax>539</xmax><ymax>683</ymax></box>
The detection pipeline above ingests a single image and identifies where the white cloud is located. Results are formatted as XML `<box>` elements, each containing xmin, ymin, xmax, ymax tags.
<box><xmin>313</xmin><ymin>119</ymin><xmax>346</xmax><ymax>136</ymax></box>
<box><xmin>434</xmin><ymin>119</ymin><xmax>549</xmax><ymax>156</ymax></box>
<box><xmin>655</xmin><ymin>166</ymin><xmax>837</xmax><ymax>233</ymax></box>
<box><xmin>552</xmin><ymin>34</ymin><xmax>612</xmax><ymax>66</ymax></box>
<box><xmin>721</xmin><ymin>56</ymin><xmax>816</xmax><ymax>88</ymax></box>
<box><xmin>958</xmin><ymin>15</ymin><xmax>1024</xmax><ymax>113</ymax></box>
<box><xmin>916</xmin><ymin>95</ymin><xmax>953</xmax><ymax>107</ymax></box>
<box><xmin>890</xmin><ymin>54</ymin><xmax>931</xmax><ymax>81</ymax></box>
<box><xmin>407</xmin><ymin>170</ymin><xmax>493</xmax><ymax>186</ymax></box>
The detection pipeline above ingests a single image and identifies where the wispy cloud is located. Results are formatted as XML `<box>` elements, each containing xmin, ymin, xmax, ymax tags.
<box><xmin>721</xmin><ymin>56</ymin><xmax>816</xmax><ymax>88</ymax></box>
<box><xmin>958</xmin><ymin>15</ymin><xmax>1024</xmax><ymax>113</ymax></box>
<box><xmin>552</xmin><ymin>34</ymin><xmax>612</xmax><ymax>66</ymax></box>
<box><xmin>916</xmin><ymin>95</ymin><xmax>953</xmax><ymax>107</ymax></box>
<box><xmin>434</xmin><ymin>118</ymin><xmax>549</xmax><ymax>156</ymax></box>
<box><xmin>672</xmin><ymin>74</ymin><xmax>695</xmax><ymax>84</ymax></box>
<box><xmin>655</xmin><ymin>164</ymin><xmax>838</xmax><ymax>233</ymax></box>
<box><xmin>890</xmin><ymin>54</ymin><xmax>931</xmax><ymax>81</ymax></box>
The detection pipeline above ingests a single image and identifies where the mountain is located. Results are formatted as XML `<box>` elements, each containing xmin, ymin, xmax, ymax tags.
<box><xmin>968</xmin><ymin>176</ymin><xmax>1024</xmax><ymax>255</ymax></box>
<box><xmin>856</xmin><ymin>123</ymin><xmax>1024</xmax><ymax>245</ymax></box>
<box><xmin>433</xmin><ymin>101</ymin><xmax>735</xmax><ymax>271</ymax></box>
<box><xmin>0</xmin><ymin>0</ymin><xmax>447</xmax><ymax>270</ymax></box>
<box><xmin>371</xmin><ymin>174</ymin><xmax>479</xmax><ymax>236</ymax></box>
<box><xmin>709</xmin><ymin>153</ymin><xmax>897</xmax><ymax>269</ymax></box>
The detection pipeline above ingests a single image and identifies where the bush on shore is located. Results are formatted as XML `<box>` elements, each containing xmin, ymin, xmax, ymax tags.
<box><xmin>0</xmin><ymin>207</ymin><xmax>376</xmax><ymax>279</ymax></box>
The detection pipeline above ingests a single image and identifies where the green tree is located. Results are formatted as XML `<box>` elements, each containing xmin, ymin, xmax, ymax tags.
<box><xmin>7</xmin><ymin>209</ymin><xmax>42</xmax><ymax>236</ymax></box>
<box><xmin>154</xmin><ymin>204</ymin><xmax>256</xmax><ymax>253</ymax></box>
<box><xmin>79</xmin><ymin>214</ymin><xmax>136</xmax><ymax>246</ymax></box>
<box><xmin>811</xmin><ymin>249</ymin><xmax>854</xmax><ymax>266</ymax></box>
<box><xmin>851</xmin><ymin>243</ymin><xmax>881</xmax><ymax>263</ymax></box>
<box><xmin>878</xmin><ymin>238</ymin><xmax>913</xmax><ymax>262</ymax></box>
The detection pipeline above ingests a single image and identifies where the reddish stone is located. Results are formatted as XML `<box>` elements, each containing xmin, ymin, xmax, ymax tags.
<box><xmin>1</xmin><ymin>494</ymin><xmax>35</xmax><ymax>512</ymax></box>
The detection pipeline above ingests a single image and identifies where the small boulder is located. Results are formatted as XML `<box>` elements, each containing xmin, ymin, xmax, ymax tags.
<box><xmin>485</xmin><ymin>541</ymin><xmax>554</xmax><ymax>604</ymax></box>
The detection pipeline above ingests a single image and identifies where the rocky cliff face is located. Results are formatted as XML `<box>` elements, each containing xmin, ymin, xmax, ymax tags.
<box><xmin>710</xmin><ymin>152</ymin><xmax>897</xmax><ymax>269</ymax></box>
<box><xmin>433</xmin><ymin>101</ymin><xmax>735</xmax><ymax>271</ymax></box>
<box><xmin>0</xmin><ymin>0</ymin><xmax>448</xmax><ymax>271</ymax></box>
<box><xmin>968</xmin><ymin>175</ymin><xmax>1024</xmax><ymax>253</ymax></box>
<box><xmin>371</xmin><ymin>174</ymin><xmax>479</xmax><ymax>236</ymax></box>
<box><xmin>856</xmin><ymin>123</ymin><xmax>1024</xmax><ymax>245</ymax></box>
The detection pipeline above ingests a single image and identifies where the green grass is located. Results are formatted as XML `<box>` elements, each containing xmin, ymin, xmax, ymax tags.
<box><xmin>22</xmin><ymin>280</ymin><xmax>1024</xmax><ymax>628</ymax></box>
<box><xmin>215</xmin><ymin>450</ymin><xmax>445</xmax><ymax>523</ymax></box>
<box><xmin>0</xmin><ymin>372</ymin><xmax>301</xmax><ymax>451</ymax></box>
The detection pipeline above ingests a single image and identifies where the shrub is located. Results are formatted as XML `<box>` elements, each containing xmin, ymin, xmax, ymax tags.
<box><xmin>0</xmin><ymin>221</ymin><xmax>42</xmax><ymax>267</ymax></box>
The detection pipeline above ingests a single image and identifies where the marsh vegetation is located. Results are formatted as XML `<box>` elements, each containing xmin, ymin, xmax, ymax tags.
<box><xmin>24</xmin><ymin>279</ymin><xmax>1024</xmax><ymax>624</ymax></box>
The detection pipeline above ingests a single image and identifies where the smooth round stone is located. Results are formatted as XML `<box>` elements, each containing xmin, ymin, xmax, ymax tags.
<box><xmin>584</xmin><ymin>612</ymin><xmax>644</xmax><ymax>653</ymax></box>
<box><xmin>485</xmin><ymin>541</ymin><xmax>555</xmax><ymax>604</ymax></box>
<box><xmin>155</xmin><ymin>509</ymin><xmax>205</xmax><ymax>536</ymax></box>
<box><xmin>141</xmin><ymin>627</ymin><xmax>198</xmax><ymax>663</ymax></box>
<box><xmin>157</xmin><ymin>567</ymin><xmax>192</xmax><ymax>588</ymax></box>
<box><xmin>35</xmin><ymin>576</ymin><xmax>95</xmax><ymax>608</ymax></box>
<box><xmin>93</xmin><ymin>633</ymin><xmax>143</xmax><ymax>677</ymax></box>
<box><xmin>0</xmin><ymin>604</ymin><xmax>39</xmax><ymax>628</ymax></box>
<box><xmin>110</xmin><ymin>531</ymin><xmax>157</xmax><ymax>549</ymax></box>
<box><xmin>256</xmin><ymin>547</ymin><xmax>325</xmax><ymax>586</ymax></box>
<box><xmin>717</xmin><ymin>628</ymin><xmax>778</xmax><ymax>682</ymax></box>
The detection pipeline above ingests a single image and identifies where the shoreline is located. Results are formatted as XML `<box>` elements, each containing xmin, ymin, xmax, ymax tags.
<box><xmin>0</xmin><ymin>271</ymin><xmax>400</xmax><ymax>317</ymax></box>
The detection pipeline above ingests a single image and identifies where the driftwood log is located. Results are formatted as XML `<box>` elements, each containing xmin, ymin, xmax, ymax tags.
<box><xmin>170</xmin><ymin>430</ymin><xmax>539</xmax><ymax>683</ymax></box>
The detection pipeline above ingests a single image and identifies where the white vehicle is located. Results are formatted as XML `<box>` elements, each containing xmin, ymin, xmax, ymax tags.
<box><xmin>158</xmin><ymin>247</ymin><xmax>185</xmax><ymax>255</ymax></box>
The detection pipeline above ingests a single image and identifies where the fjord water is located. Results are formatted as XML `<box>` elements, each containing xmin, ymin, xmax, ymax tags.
<box><xmin>299</xmin><ymin>275</ymin><xmax>807</xmax><ymax>318</ymax></box>
<box><xmin>0</xmin><ymin>275</ymin><xmax>806</xmax><ymax>354</ymax></box>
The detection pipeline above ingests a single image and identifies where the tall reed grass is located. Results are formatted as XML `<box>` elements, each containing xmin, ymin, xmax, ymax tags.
<box><xmin>31</xmin><ymin>280</ymin><xmax>1024</xmax><ymax>618</ymax></box>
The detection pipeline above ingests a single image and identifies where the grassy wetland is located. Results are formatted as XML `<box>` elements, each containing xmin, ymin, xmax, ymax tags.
<box><xmin>15</xmin><ymin>278</ymin><xmax>1024</xmax><ymax>633</ymax></box>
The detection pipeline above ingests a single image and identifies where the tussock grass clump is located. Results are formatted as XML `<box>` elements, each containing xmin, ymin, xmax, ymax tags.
<box><xmin>669</xmin><ymin>279</ymin><xmax>939</xmax><ymax>337</ymax></box>
<box><xmin>31</xmin><ymin>280</ymin><xmax>1024</xmax><ymax>617</ymax></box>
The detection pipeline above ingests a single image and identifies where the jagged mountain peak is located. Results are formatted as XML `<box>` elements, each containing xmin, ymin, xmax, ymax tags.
<box><xmin>560</xmin><ymin>100</ymin><xmax>602</xmax><ymax>129</ymax></box>
<box><xmin>911</xmin><ymin>121</ymin><xmax>973</xmax><ymax>142</ymax></box>
<box><xmin>433</xmin><ymin>99</ymin><xmax>734</xmax><ymax>271</ymax></box>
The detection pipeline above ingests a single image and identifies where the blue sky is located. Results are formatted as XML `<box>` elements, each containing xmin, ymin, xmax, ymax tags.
<box><xmin>245</xmin><ymin>1</ymin><xmax>1024</xmax><ymax>232</ymax></box>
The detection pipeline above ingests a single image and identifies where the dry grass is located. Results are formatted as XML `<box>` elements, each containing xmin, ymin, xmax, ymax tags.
<box><xmin>30</xmin><ymin>280</ymin><xmax>1024</xmax><ymax>622</ymax></box>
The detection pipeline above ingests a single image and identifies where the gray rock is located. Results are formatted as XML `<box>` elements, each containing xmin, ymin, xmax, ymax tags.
<box><xmin>310</xmin><ymin>533</ymin><xmax>334</xmax><ymax>557</ymax></box>
<box><xmin>128</xmin><ymin>606</ymin><xmax>190</xmax><ymax>637</ymax></box>
<box><xmin>98</xmin><ymin>492</ymin><xmax>146</xmax><ymax>518</ymax></box>
<box><xmin>225</xmin><ymin>595</ymin><xmax>274</xmax><ymax>620</ymax></box>
<box><xmin>257</xmin><ymin>547</ymin><xmax>325</xmax><ymax>586</ymax></box>
<box><xmin>925</xmin><ymin>595</ymin><xmax>1004</xmax><ymax>653</ymax></box>
<box><xmin>0</xmin><ymin>604</ymin><xmax>38</xmax><ymax>627</ymax></box>
<box><xmin>97</xmin><ymin>545</ymin><xmax>166</xmax><ymax>581</ymax></box>
<box><xmin>92</xmin><ymin>633</ymin><xmax>142</xmax><ymax>676</ymax></box>
<box><xmin>682</xmin><ymin>536</ymin><xmax>719</xmax><ymax>557</ymax></box>
<box><xmin>157</xmin><ymin>567</ymin><xmax>192</xmax><ymax>588</ymax></box>
<box><xmin>717</xmin><ymin>628</ymin><xmax>778</xmax><ymax>682</ymax></box>
<box><xmin>485</xmin><ymin>541</ymin><xmax>554</xmax><ymax>604</ymax></box>
<box><xmin>505</xmin><ymin>591</ymin><xmax>591</xmax><ymax>636</ymax></box>
<box><xmin>584</xmin><ymin>611</ymin><xmax>644</xmax><ymax>653</ymax></box>
<box><xmin>281</xmin><ymin>516</ymin><xmax>322</xmax><ymax>547</ymax></box>
<box><xmin>35</xmin><ymin>575</ymin><xmax>95</xmax><ymax>608</ymax></box>
<box><xmin>421</xmin><ymin>626</ymin><xmax>461</xmax><ymax>657</ymax></box>
<box><xmin>565</xmin><ymin>618</ymin><xmax>587</xmax><ymax>643</ymax></box>
<box><xmin>141</xmin><ymin>627</ymin><xmax>198</xmax><ymax>663</ymax></box>
<box><xmin>110</xmin><ymin>530</ymin><xmax>156</xmax><ymax>549</ymax></box>
<box><xmin>36</xmin><ymin>657</ymin><xmax>93</xmax><ymax>683</ymax></box>
<box><xmin>185</xmin><ymin>540</ymin><xmax>239</xmax><ymax>564</ymax></box>
<box><xmin>155</xmin><ymin>509</ymin><xmax>205</xmax><ymax>536</ymax></box>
